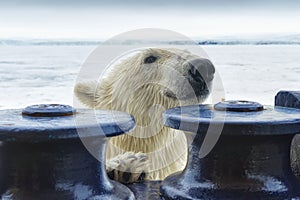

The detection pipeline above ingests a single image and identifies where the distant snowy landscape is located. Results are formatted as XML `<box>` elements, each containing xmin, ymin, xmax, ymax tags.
<box><xmin>1</xmin><ymin>34</ymin><xmax>300</xmax><ymax>46</ymax></box>
<box><xmin>0</xmin><ymin>37</ymin><xmax>300</xmax><ymax>109</ymax></box>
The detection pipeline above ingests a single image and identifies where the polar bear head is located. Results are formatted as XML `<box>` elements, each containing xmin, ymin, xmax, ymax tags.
<box><xmin>75</xmin><ymin>48</ymin><xmax>215</xmax><ymax>181</ymax></box>
<box><xmin>75</xmin><ymin>48</ymin><xmax>215</xmax><ymax>115</ymax></box>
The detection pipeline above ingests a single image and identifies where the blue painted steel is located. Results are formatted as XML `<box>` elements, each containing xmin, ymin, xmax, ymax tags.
<box><xmin>0</xmin><ymin>104</ymin><xmax>136</xmax><ymax>200</ymax></box>
<box><xmin>276</xmin><ymin>90</ymin><xmax>300</xmax><ymax>177</ymax></box>
<box><xmin>163</xmin><ymin>104</ymin><xmax>300</xmax><ymax>135</ymax></box>
<box><xmin>161</xmin><ymin>100</ymin><xmax>300</xmax><ymax>199</ymax></box>
<box><xmin>275</xmin><ymin>90</ymin><xmax>300</xmax><ymax>109</ymax></box>
<box><xmin>0</xmin><ymin>108</ymin><xmax>135</xmax><ymax>142</ymax></box>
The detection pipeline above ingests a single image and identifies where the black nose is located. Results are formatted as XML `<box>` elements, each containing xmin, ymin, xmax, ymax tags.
<box><xmin>188</xmin><ymin>58</ymin><xmax>215</xmax><ymax>82</ymax></box>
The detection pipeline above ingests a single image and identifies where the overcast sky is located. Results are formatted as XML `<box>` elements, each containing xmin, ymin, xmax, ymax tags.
<box><xmin>1</xmin><ymin>0</ymin><xmax>300</xmax><ymax>39</ymax></box>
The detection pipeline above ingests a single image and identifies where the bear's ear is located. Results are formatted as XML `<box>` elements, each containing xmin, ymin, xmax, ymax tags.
<box><xmin>74</xmin><ymin>81</ymin><xmax>99</xmax><ymax>108</ymax></box>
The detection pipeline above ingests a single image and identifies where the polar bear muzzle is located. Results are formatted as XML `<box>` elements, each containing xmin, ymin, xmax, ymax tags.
<box><xmin>184</xmin><ymin>58</ymin><xmax>215</xmax><ymax>100</ymax></box>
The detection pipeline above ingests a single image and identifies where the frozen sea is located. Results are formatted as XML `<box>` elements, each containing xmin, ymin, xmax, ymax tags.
<box><xmin>0</xmin><ymin>44</ymin><xmax>299</xmax><ymax>109</ymax></box>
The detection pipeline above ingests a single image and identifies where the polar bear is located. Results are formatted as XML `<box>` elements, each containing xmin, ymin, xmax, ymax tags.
<box><xmin>75</xmin><ymin>48</ymin><xmax>215</xmax><ymax>183</ymax></box>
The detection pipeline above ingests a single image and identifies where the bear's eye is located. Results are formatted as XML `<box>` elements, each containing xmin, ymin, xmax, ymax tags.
<box><xmin>144</xmin><ymin>56</ymin><xmax>157</xmax><ymax>64</ymax></box>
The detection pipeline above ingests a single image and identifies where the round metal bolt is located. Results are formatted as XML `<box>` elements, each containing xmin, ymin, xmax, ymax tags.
<box><xmin>214</xmin><ymin>100</ymin><xmax>264</xmax><ymax>112</ymax></box>
<box><xmin>22</xmin><ymin>104</ymin><xmax>76</xmax><ymax>117</ymax></box>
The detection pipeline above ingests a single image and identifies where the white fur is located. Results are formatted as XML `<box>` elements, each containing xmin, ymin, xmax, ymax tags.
<box><xmin>75</xmin><ymin>48</ymin><xmax>210</xmax><ymax>182</ymax></box>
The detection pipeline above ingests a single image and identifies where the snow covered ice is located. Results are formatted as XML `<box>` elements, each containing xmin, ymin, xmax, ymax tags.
<box><xmin>0</xmin><ymin>43</ymin><xmax>299</xmax><ymax>109</ymax></box>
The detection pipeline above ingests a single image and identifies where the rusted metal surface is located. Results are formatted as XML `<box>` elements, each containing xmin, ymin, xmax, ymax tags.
<box><xmin>161</xmin><ymin>101</ymin><xmax>300</xmax><ymax>199</ymax></box>
<box><xmin>0</xmin><ymin>105</ymin><xmax>136</xmax><ymax>200</ymax></box>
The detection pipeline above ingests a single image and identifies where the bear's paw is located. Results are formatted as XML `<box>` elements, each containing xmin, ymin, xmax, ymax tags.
<box><xmin>106</xmin><ymin>152</ymin><xmax>149</xmax><ymax>184</ymax></box>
